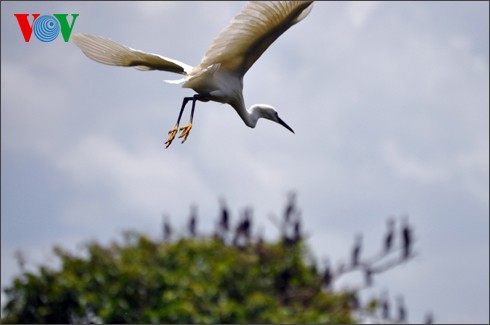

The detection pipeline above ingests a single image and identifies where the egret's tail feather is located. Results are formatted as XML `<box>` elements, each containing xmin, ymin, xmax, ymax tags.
<box><xmin>164</xmin><ymin>78</ymin><xmax>187</xmax><ymax>85</ymax></box>
<box><xmin>72</xmin><ymin>33</ymin><xmax>192</xmax><ymax>75</ymax></box>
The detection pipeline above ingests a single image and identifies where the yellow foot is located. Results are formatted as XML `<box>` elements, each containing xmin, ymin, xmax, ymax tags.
<box><xmin>178</xmin><ymin>123</ymin><xmax>193</xmax><ymax>144</ymax></box>
<box><xmin>165</xmin><ymin>126</ymin><xmax>178</xmax><ymax>148</ymax></box>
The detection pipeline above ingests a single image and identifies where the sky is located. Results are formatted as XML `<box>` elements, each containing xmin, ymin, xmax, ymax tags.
<box><xmin>1</xmin><ymin>1</ymin><xmax>489</xmax><ymax>323</ymax></box>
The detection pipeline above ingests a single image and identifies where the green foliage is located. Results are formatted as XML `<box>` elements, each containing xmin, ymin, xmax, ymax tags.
<box><xmin>2</xmin><ymin>232</ymin><xmax>356</xmax><ymax>324</ymax></box>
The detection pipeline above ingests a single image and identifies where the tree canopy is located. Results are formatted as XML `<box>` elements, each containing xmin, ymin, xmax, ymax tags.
<box><xmin>2</xmin><ymin>233</ymin><xmax>357</xmax><ymax>324</ymax></box>
<box><xmin>2</xmin><ymin>195</ymin><xmax>430</xmax><ymax>324</ymax></box>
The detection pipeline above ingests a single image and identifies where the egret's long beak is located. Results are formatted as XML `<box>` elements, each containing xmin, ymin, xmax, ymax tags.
<box><xmin>277</xmin><ymin>116</ymin><xmax>295</xmax><ymax>134</ymax></box>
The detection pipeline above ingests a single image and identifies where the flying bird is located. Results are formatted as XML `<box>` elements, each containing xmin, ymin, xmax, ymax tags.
<box><xmin>72</xmin><ymin>1</ymin><xmax>314</xmax><ymax>148</ymax></box>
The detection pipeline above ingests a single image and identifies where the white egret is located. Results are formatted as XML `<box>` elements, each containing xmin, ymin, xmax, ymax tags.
<box><xmin>72</xmin><ymin>1</ymin><xmax>314</xmax><ymax>148</ymax></box>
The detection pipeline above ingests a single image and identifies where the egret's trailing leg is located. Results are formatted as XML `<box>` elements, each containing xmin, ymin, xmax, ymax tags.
<box><xmin>178</xmin><ymin>95</ymin><xmax>200</xmax><ymax>144</ymax></box>
<box><xmin>165</xmin><ymin>94</ymin><xmax>207</xmax><ymax>148</ymax></box>
<box><xmin>165</xmin><ymin>96</ymin><xmax>193</xmax><ymax>148</ymax></box>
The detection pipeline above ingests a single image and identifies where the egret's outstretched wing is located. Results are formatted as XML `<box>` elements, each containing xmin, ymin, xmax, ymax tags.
<box><xmin>72</xmin><ymin>33</ymin><xmax>192</xmax><ymax>74</ymax></box>
<box><xmin>196</xmin><ymin>1</ymin><xmax>313</xmax><ymax>76</ymax></box>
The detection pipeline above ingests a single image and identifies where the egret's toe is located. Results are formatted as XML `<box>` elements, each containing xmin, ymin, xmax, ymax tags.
<box><xmin>178</xmin><ymin>123</ymin><xmax>193</xmax><ymax>143</ymax></box>
<box><xmin>165</xmin><ymin>126</ymin><xmax>179</xmax><ymax>148</ymax></box>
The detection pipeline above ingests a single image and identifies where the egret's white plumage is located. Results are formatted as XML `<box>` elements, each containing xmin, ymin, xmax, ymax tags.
<box><xmin>72</xmin><ymin>1</ymin><xmax>314</xmax><ymax>147</ymax></box>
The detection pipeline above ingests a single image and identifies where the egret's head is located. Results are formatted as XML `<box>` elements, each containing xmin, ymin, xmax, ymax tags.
<box><xmin>253</xmin><ymin>104</ymin><xmax>295</xmax><ymax>134</ymax></box>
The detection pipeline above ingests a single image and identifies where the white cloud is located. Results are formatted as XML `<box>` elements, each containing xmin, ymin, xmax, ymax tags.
<box><xmin>381</xmin><ymin>140</ymin><xmax>450</xmax><ymax>182</ymax></box>
<box><xmin>381</xmin><ymin>137</ymin><xmax>489</xmax><ymax>204</ymax></box>
<box><xmin>346</xmin><ymin>1</ymin><xmax>380</xmax><ymax>29</ymax></box>
<box><xmin>54</xmin><ymin>134</ymin><xmax>215</xmax><ymax>226</ymax></box>
<box><xmin>1</xmin><ymin>62</ymin><xmax>70</xmax><ymax>154</ymax></box>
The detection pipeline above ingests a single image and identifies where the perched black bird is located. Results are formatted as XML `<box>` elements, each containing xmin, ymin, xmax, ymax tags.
<box><xmin>219</xmin><ymin>200</ymin><xmax>229</xmax><ymax>233</ymax></box>
<box><xmin>364</xmin><ymin>267</ymin><xmax>373</xmax><ymax>287</ymax></box>
<box><xmin>284</xmin><ymin>192</ymin><xmax>297</xmax><ymax>224</ymax></box>
<box><xmin>162</xmin><ymin>215</ymin><xmax>172</xmax><ymax>242</ymax></box>
<box><xmin>216</xmin><ymin>198</ymin><xmax>230</xmax><ymax>242</ymax></box>
<box><xmin>293</xmin><ymin>219</ymin><xmax>302</xmax><ymax>242</ymax></box>
<box><xmin>322</xmin><ymin>263</ymin><xmax>333</xmax><ymax>291</ymax></box>
<box><xmin>425</xmin><ymin>311</ymin><xmax>434</xmax><ymax>324</ymax></box>
<box><xmin>281</xmin><ymin>192</ymin><xmax>299</xmax><ymax>242</ymax></box>
<box><xmin>352</xmin><ymin>234</ymin><xmax>362</xmax><ymax>267</ymax></box>
<box><xmin>384</xmin><ymin>217</ymin><xmax>395</xmax><ymax>253</ymax></box>
<box><xmin>397</xmin><ymin>295</ymin><xmax>407</xmax><ymax>323</ymax></box>
<box><xmin>188</xmin><ymin>205</ymin><xmax>197</xmax><ymax>238</ymax></box>
<box><xmin>401</xmin><ymin>217</ymin><xmax>412</xmax><ymax>259</ymax></box>
<box><xmin>241</xmin><ymin>208</ymin><xmax>252</xmax><ymax>238</ymax></box>
<box><xmin>233</xmin><ymin>207</ymin><xmax>252</xmax><ymax>247</ymax></box>
<box><xmin>381</xmin><ymin>291</ymin><xmax>390</xmax><ymax>320</ymax></box>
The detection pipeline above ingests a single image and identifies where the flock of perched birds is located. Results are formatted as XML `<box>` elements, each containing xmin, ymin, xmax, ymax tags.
<box><xmin>160</xmin><ymin>193</ymin><xmax>426</xmax><ymax>323</ymax></box>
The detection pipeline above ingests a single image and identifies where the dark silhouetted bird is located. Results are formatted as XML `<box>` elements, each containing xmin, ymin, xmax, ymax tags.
<box><xmin>219</xmin><ymin>198</ymin><xmax>229</xmax><ymax>233</ymax></box>
<box><xmin>425</xmin><ymin>311</ymin><xmax>434</xmax><ymax>324</ymax></box>
<box><xmin>352</xmin><ymin>234</ymin><xmax>362</xmax><ymax>267</ymax></box>
<box><xmin>384</xmin><ymin>217</ymin><xmax>395</xmax><ymax>253</ymax></box>
<box><xmin>401</xmin><ymin>217</ymin><xmax>412</xmax><ymax>259</ymax></box>
<box><xmin>241</xmin><ymin>208</ymin><xmax>252</xmax><ymax>238</ymax></box>
<box><xmin>284</xmin><ymin>192</ymin><xmax>297</xmax><ymax>224</ymax></box>
<box><xmin>293</xmin><ymin>219</ymin><xmax>302</xmax><ymax>242</ymax></box>
<box><xmin>188</xmin><ymin>205</ymin><xmax>197</xmax><ymax>238</ymax></box>
<box><xmin>381</xmin><ymin>291</ymin><xmax>390</xmax><ymax>320</ymax></box>
<box><xmin>162</xmin><ymin>215</ymin><xmax>172</xmax><ymax>242</ymax></box>
<box><xmin>364</xmin><ymin>267</ymin><xmax>373</xmax><ymax>287</ymax></box>
<box><xmin>397</xmin><ymin>295</ymin><xmax>407</xmax><ymax>323</ymax></box>
<box><xmin>233</xmin><ymin>207</ymin><xmax>252</xmax><ymax>247</ymax></box>
<box><xmin>322</xmin><ymin>260</ymin><xmax>333</xmax><ymax>291</ymax></box>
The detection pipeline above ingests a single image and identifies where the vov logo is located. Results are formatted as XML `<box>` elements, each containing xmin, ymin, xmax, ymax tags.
<box><xmin>14</xmin><ymin>14</ymin><xmax>79</xmax><ymax>42</ymax></box>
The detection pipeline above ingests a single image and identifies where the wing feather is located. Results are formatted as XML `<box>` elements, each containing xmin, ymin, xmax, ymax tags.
<box><xmin>195</xmin><ymin>1</ymin><xmax>313</xmax><ymax>76</ymax></box>
<box><xmin>72</xmin><ymin>33</ymin><xmax>192</xmax><ymax>75</ymax></box>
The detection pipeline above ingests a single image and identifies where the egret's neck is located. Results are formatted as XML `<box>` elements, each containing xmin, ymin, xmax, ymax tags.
<box><xmin>231</xmin><ymin>99</ymin><xmax>261</xmax><ymax>128</ymax></box>
<box><xmin>245</xmin><ymin>105</ymin><xmax>263</xmax><ymax>128</ymax></box>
